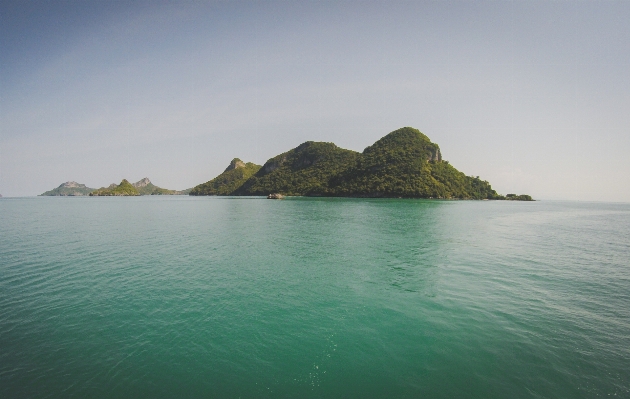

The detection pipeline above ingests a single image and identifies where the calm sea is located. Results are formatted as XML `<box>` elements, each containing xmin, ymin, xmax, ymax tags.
<box><xmin>1</xmin><ymin>196</ymin><xmax>628</xmax><ymax>398</ymax></box>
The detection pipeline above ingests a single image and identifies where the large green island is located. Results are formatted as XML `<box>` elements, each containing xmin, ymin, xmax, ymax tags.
<box><xmin>191</xmin><ymin>127</ymin><xmax>533</xmax><ymax>200</ymax></box>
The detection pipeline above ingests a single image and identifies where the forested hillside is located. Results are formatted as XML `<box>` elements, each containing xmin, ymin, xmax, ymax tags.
<box><xmin>190</xmin><ymin>127</ymin><xmax>531</xmax><ymax>200</ymax></box>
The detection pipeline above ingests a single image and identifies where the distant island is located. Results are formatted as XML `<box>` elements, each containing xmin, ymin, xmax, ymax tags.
<box><xmin>90</xmin><ymin>179</ymin><xmax>140</xmax><ymax>196</ymax></box>
<box><xmin>129</xmin><ymin>177</ymin><xmax>190</xmax><ymax>196</ymax></box>
<box><xmin>191</xmin><ymin>127</ymin><xmax>533</xmax><ymax>200</ymax></box>
<box><xmin>40</xmin><ymin>181</ymin><xmax>96</xmax><ymax>196</ymax></box>
<box><xmin>40</xmin><ymin>178</ymin><xmax>190</xmax><ymax>196</ymax></box>
<box><xmin>505</xmin><ymin>194</ymin><xmax>533</xmax><ymax>201</ymax></box>
<box><xmin>90</xmin><ymin>178</ymin><xmax>191</xmax><ymax>196</ymax></box>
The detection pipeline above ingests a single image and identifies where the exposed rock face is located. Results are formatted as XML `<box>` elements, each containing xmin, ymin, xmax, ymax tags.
<box><xmin>59</xmin><ymin>181</ymin><xmax>86</xmax><ymax>188</ymax></box>
<box><xmin>40</xmin><ymin>181</ymin><xmax>96</xmax><ymax>196</ymax></box>
<box><xmin>132</xmin><ymin>178</ymin><xmax>151</xmax><ymax>188</ymax></box>
<box><xmin>267</xmin><ymin>193</ymin><xmax>285</xmax><ymax>199</ymax></box>
<box><xmin>224</xmin><ymin>158</ymin><xmax>246</xmax><ymax>172</ymax></box>
<box><xmin>428</xmin><ymin>147</ymin><xmax>442</xmax><ymax>162</ymax></box>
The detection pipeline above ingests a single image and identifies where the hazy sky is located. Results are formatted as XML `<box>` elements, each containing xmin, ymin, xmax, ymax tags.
<box><xmin>1</xmin><ymin>1</ymin><xmax>629</xmax><ymax>200</ymax></box>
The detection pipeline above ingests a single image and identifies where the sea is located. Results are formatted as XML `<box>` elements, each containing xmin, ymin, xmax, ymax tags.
<box><xmin>1</xmin><ymin>196</ymin><xmax>628</xmax><ymax>398</ymax></box>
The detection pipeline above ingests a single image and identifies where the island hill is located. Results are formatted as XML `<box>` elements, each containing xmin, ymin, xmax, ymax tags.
<box><xmin>190</xmin><ymin>127</ymin><xmax>533</xmax><ymax>200</ymax></box>
<box><xmin>40</xmin><ymin>178</ymin><xmax>190</xmax><ymax>196</ymax></box>
<box><xmin>40</xmin><ymin>181</ymin><xmax>96</xmax><ymax>196</ymax></box>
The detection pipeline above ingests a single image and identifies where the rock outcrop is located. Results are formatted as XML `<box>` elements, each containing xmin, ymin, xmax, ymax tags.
<box><xmin>132</xmin><ymin>178</ymin><xmax>151</xmax><ymax>188</ymax></box>
<box><xmin>224</xmin><ymin>158</ymin><xmax>247</xmax><ymax>172</ymax></box>
<box><xmin>429</xmin><ymin>147</ymin><xmax>442</xmax><ymax>162</ymax></box>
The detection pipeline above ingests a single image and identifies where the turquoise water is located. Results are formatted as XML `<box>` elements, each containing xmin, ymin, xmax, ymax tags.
<box><xmin>1</xmin><ymin>197</ymin><xmax>629</xmax><ymax>398</ymax></box>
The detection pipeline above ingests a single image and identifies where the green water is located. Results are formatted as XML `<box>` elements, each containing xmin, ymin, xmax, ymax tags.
<box><xmin>1</xmin><ymin>197</ymin><xmax>629</xmax><ymax>398</ymax></box>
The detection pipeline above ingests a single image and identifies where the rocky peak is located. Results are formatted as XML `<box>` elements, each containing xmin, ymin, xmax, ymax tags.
<box><xmin>59</xmin><ymin>181</ymin><xmax>85</xmax><ymax>188</ymax></box>
<box><xmin>224</xmin><ymin>158</ymin><xmax>246</xmax><ymax>172</ymax></box>
<box><xmin>133</xmin><ymin>178</ymin><xmax>151</xmax><ymax>188</ymax></box>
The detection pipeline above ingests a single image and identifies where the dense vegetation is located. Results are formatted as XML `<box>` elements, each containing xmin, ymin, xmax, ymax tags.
<box><xmin>89</xmin><ymin>179</ymin><xmax>140</xmax><ymax>196</ymax></box>
<box><xmin>190</xmin><ymin>127</ymin><xmax>532</xmax><ymax>200</ymax></box>
<box><xmin>233</xmin><ymin>143</ymin><xmax>359</xmax><ymax>196</ymax></box>
<box><xmin>505</xmin><ymin>194</ymin><xmax>534</xmax><ymax>201</ymax></box>
<box><xmin>190</xmin><ymin>159</ymin><xmax>261</xmax><ymax>196</ymax></box>
<box><xmin>329</xmin><ymin>127</ymin><xmax>502</xmax><ymax>199</ymax></box>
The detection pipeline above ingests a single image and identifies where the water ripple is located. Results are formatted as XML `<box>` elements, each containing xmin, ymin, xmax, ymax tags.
<box><xmin>1</xmin><ymin>197</ymin><xmax>629</xmax><ymax>398</ymax></box>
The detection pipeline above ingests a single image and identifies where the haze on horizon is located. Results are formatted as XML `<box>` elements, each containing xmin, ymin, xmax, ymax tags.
<box><xmin>1</xmin><ymin>1</ymin><xmax>629</xmax><ymax>201</ymax></box>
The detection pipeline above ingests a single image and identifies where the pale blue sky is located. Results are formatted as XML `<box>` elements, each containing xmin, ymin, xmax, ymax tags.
<box><xmin>1</xmin><ymin>1</ymin><xmax>629</xmax><ymax>200</ymax></box>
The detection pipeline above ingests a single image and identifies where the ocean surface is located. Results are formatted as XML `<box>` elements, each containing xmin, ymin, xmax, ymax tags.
<box><xmin>1</xmin><ymin>196</ymin><xmax>629</xmax><ymax>398</ymax></box>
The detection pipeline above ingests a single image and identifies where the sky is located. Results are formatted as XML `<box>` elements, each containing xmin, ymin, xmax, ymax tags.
<box><xmin>1</xmin><ymin>0</ymin><xmax>629</xmax><ymax>201</ymax></box>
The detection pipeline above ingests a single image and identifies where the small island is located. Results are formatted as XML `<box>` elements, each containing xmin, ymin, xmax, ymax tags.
<box><xmin>39</xmin><ymin>181</ymin><xmax>95</xmax><ymax>196</ymax></box>
<box><xmin>90</xmin><ymin>179</ymin><xmax>140</xmax><ymax>196</ymax></box>
<box><xmin>505</xmin><ymin>194</ymin><xmax>533</xmax><ymax>201</ymax></box>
